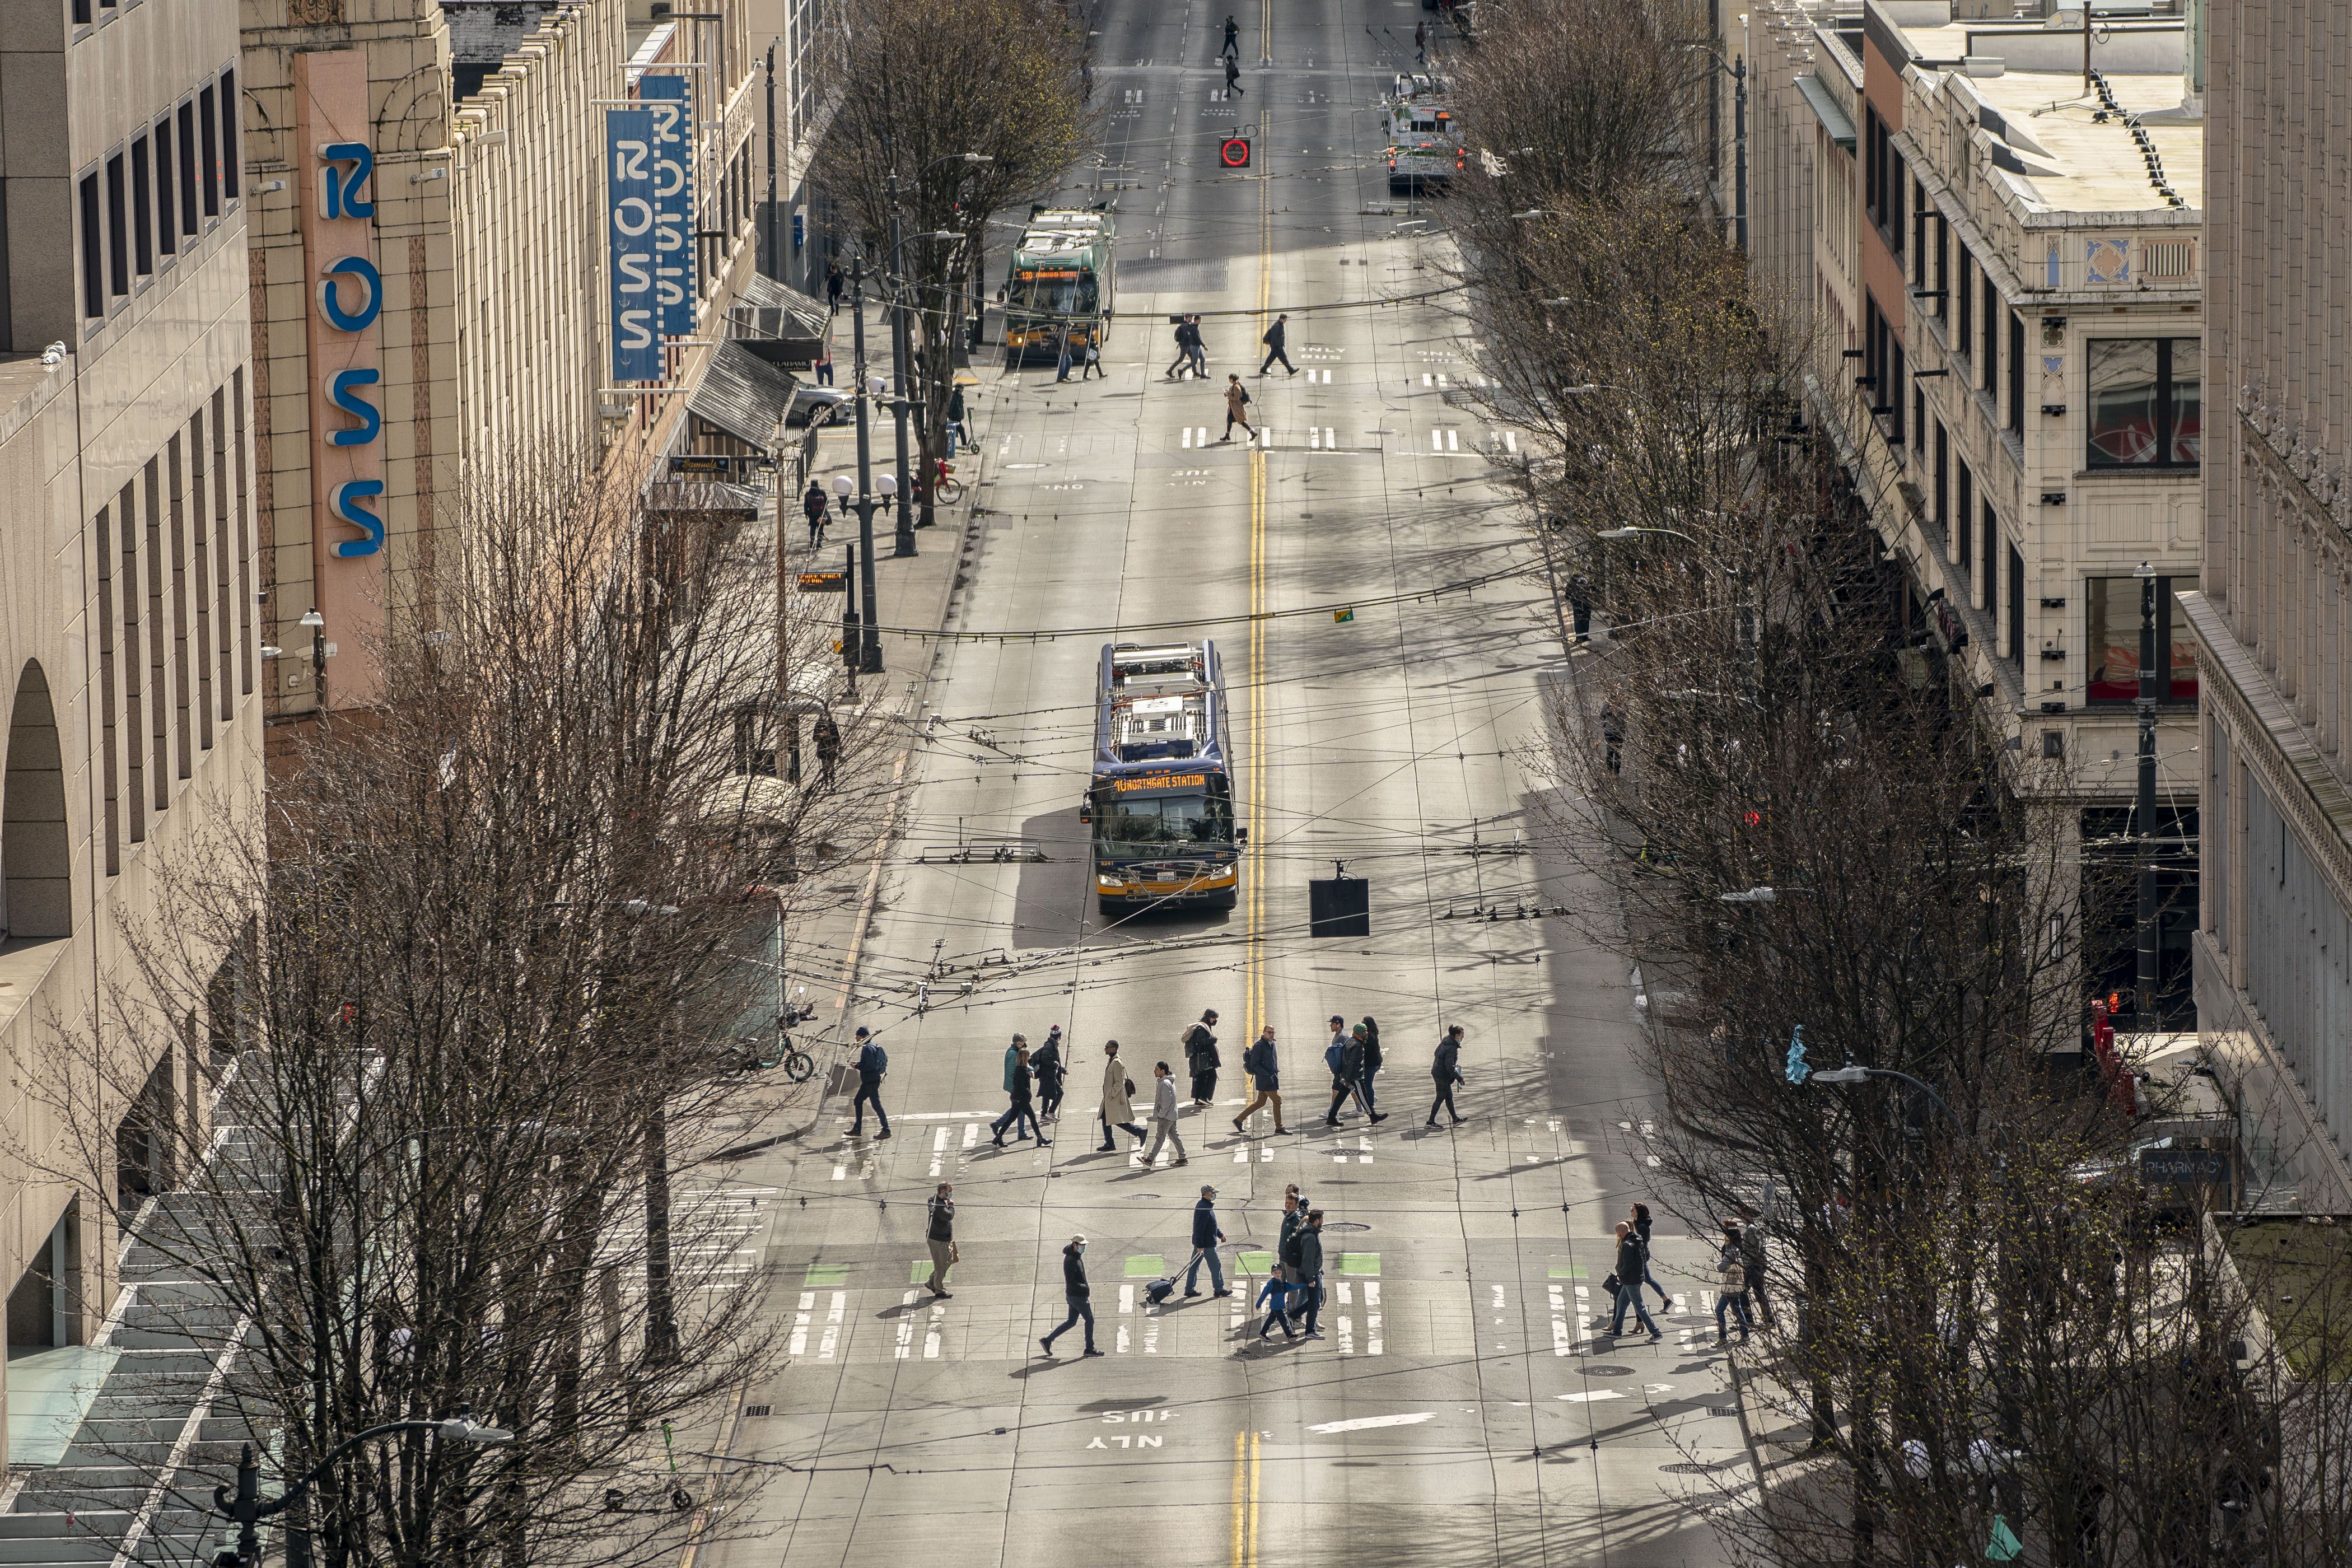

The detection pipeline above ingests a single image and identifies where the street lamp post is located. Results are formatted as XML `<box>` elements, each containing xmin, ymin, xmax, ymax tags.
<box><xmin>885</xmin><ymin>175</ymin><xmax>917</xmax><ymax>558</ymax></box>
<box><xmin>2134</xmin><ymin>561</ymin><xmax>2160</xmax><ymax>1028</ymax></box>
<box><xmin>212</xmin><ymin>1415</ymin><xmax>511</xmax><ymax>1567</ymax></box>
<box><xmin>847</xmin><ymin>258</ymin><xmax>883</xmax><ymax>673</ymax></box>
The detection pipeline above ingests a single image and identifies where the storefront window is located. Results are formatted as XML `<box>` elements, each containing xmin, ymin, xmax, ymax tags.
<box><xmin>2086</xmin><ymin>575</ymin><xmax>2199</xmax><ymax>701</ymax></box>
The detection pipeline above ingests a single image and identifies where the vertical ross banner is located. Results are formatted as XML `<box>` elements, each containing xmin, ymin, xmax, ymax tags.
<box><xmin>639</xmin><ymin>73</ymin><xmax>696</xmax><ymax>337</ymax></box>
<box><xmin>295</xmin><ymin>47</ymin><xmax>385</xmax><ymax>697</ymax></box>
<box><xmin>605</xmin><ymin>105</ymin><xmax>661</xmax><ymax>382</ymax></box>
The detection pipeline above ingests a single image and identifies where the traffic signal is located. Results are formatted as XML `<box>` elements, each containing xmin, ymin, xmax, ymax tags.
<box><xmin>1784</xmin><ymin>1026</ymin><xmax>1810</xmax><ymax>1085</ymax></box>
<box><xmin>1220</xmin><ymin>137</ymin><xmax>1252</xmax><ymax>169</ymax></box>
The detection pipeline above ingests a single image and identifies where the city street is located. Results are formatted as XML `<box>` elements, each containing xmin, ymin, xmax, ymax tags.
<box><xmin>704</xmin><ymin>0</ymin><xmax>1753</xmax><ymax>1562</ymax></box>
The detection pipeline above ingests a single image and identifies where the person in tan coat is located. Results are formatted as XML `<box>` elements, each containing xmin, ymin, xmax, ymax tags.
<box><xmin>1220</xmin><ymin>374</ymin><xmax>1256</xmax><ymax>444</ymax></box>
<box><xmin>1098</xmin><ymin>1039</ymin><xmax>1147</xmax><ymax>1153</ymax></box>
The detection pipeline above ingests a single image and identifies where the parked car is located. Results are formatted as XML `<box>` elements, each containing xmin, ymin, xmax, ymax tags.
<box><xmin>786</xmin><ymin>385</ymin><xmax>849</xmax><ymax>428</ymax></box>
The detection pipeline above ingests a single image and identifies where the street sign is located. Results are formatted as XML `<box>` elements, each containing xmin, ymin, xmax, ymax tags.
<box><xmin>1308</xmin><ymin>869</ymin><xmax>1369</xmax><ymax>936</ymax></box>
<box><xmin>1220</xmin><ymin>137</ymin><xmax>1252</xmax><ymax>169</ymax></box>
<box><xmin>798</xmin><ymin>570</ymin><xmax>848</xmax><ymax>594</ymax></box>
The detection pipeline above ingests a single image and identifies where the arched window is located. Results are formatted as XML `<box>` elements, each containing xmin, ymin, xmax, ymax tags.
<box><xmin>3</xmin><ymin>661</ymin><xmax>72</xmax><ymax>940</ymax></box>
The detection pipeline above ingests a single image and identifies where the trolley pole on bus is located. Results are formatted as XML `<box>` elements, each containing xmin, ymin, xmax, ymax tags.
<box><xmin>848</xmin><ymin>256</ymin><xmax>884</xmax><ymax>674</ymax></box>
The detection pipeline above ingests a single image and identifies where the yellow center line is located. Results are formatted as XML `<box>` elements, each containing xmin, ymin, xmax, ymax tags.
<box><xmin>1248</xmin><ymin>1428</ymin><xmax>1262</xmax><ymax>1565</ymax></box>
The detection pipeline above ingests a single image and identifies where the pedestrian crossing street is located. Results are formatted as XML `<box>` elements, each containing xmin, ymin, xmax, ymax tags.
<box><xmin>778</xmin><ymin>1272</ymin><xmax>1725</xmax><ymax>1365</ymax></box>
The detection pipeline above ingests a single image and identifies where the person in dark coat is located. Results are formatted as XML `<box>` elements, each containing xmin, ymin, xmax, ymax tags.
<box><xmin>1221</xmin><ymin>12</ymin><xmax>1240</xmax><ymax>56</ymax></box>
<box><xmin>1235</xmin><ymin>1025</ymin><xmax>1285</xmax><ymax>1133</ymax></box>
<box><xmin>812</xmin><ymin>708</ymin><xmax>842</xmax><ymax>791</ymax></box>
<box><xmin>991</xmin><ymin>1042</ymin><xmax>1049</xmax><ymax>1146</ymax></box>
<box><xmin>802</xmin><ymin>480</ymin><xmax>829</xmax><ymax>549</ymax></box>
<box><xmin>1277</xmin><ymin>1186</ymin><xmax>1308</xmax><ymax>1253</ymax></box>
<box><xmin>945</xmin><ymin>384</ymin><xmax>971</xmax><ymax>453</ymax></box>
<box><xmin>825</xmin><ymin>264</ymin><xmax>844</xmax><ymax>314</ymax></box>
<box><xmin>1427</xmin><ymin>1024</ymin><xmax>1466</xmax><ymax>1126</ymax></box>
<box><xmin>1357</xmin><ymin>1016</ymin><xmax>1384</xmax><ymax>1111</ymax></box>
<box><xmin>849</xmin><ymin>1026</ymin><xmax>890</xmax><ymax>1138</ymax></box>
<box><xmin>1183</xmin><ymin>1009</ymin><xmax>1221</xmax><ymax>1105</ymax></box>
<box><xmin>1184</xmin><ymin>1183</ymin><xmax>1229</xmax><ymax>1296</ymax></box>
<box><xmin>1165</xmin><ymin>318</ymin><xmax>1195</xmax><ymax>380</ymax></box>
<box><xmin>1565</xmin><ymin>573</ymin><xmax>1593</xmax><ymax>643</ymax></box>
<box><xmin>1258</xmin><ymin>312</ymin><xmax>1296</xmax><ymax>375</ymax></box>
<box><xmin>1039</xmin><ymin>1236</ymin><xmax>1102</xmax><ymax>1356</ymax></box>
<box><xmin>1606</xmin><ymin>1220</ymin><xmax>1662</xmax><ymax>1340</ymax></box>
<box><xmin>1287</xmin><ymin>1211</ymin><xmax>1326</xmax><ymax>1336</ymax></box>
<box><xmin>1631</xmin><ymin>1202</ymin><xmax>1672</xmax><ymax>1313</ymax></box>
<box><xmin>1599</xmin><ymin>700</ymin><xmax>1624</xmax><ymax>776</ymax></box>
<box><xmin>1032</xmin><ymin>1025</ymin><xmax>1067</xmax><ymax>1119</ymax></box>
<box><xmin>1323</xmin><ymin>1017</ymin><xmax>1382</xmax><ymax>1125</ymax></box>
<box><xmin>1738</xmin><ymin>1203</ymin><xmax>1774</xmax><ymax>1328</ymax></box>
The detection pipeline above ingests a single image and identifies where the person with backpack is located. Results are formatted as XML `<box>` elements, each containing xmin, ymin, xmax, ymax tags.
<box><xmin>1032</xmin><ymin>1025</ymin><xmax>1068</xmax><ymax>1120</ymax></box>
<box><xmin>850</xmin><ymin>1026</ymin><xmax>891</xmax><ymax>1138</ymax></box>
<box><xmin>1606</xmin><ymin>1220</ymin><xmax>1662</xmax><ymax>1341</ymax></box>
<box><xmin>991</xmin><ymin>1039</ymin><xmax>1049</xmax><ymax>1147</ymax></box>
<box><xmin>1234</xmin><ymin>1024</ymin><xmax>1285</xmax><ymax>1134</ymax></box>
<box><xmin>802</xmin><ymin>480</ymin><xmax>829</xmax><ymax>549</ymax></box>
<box><xmin>1221</xmin><ymin>374</ymin><xmax>1256</xmax><ymax>444</ymax></box>
<box><xmin>1164</xmin><ymin>318</ymin><xmax>1194</xmax><ymax>380</ymax></box>
<box><xmin>1080</xmin><ymin>335</ymin><xmax>1104</xmax><ymax>380</ymax></box>
<box><xmin>925</xmin><ymin>1182</ymin><xmax>957</xmax><ymax>1299</ymax></box>
<box><xmin>1428</xmin><ymin>1024</ymin><xmax>1467</xmax><ymax>1126</ymax></box>
<box><xmin>1258</xmin><ymin>312</ymin><xmax>1297</xmax><ymax>375</ymax></box>
<box><xmin>1098</xmin><ymin>1039</ymin><xmax>1147</xmax><ymax>1153</ymax></box>
<box><xmin>945</xmin><ymin>383</ymin><xmax>971</xmax><ymax>453</ymax></box>
<box><xmin>1323</xmin><ymin>1016</ymin><xmax>1382</xmax><ymax>1125</ymax></box>
<box><xmin>1714</xmin><ymin>1219</ymin><xmax>1752</xmax><ymax>1344</ymax></box>
<box><xmin>1182</xmin><ymin>1009</ymin><xmax>1221</xmax><ymax>1105</ymax></box>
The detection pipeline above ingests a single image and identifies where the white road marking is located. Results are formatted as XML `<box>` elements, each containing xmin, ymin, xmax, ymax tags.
<box><xmin>1234</xmin><ymin>1146</ymin><xmax>1250</xmax><ymax>1163</ymax></box>
<box><xmin>962</xmin><ymin>1122</ymin><xmax>981</xmax><ymax>1149</ymax></box>
<box><xmin>929</xmin><ymin>1126</ymin><xmax>949</xmax><ymax>1178</ymax></box>
<box><xmin>925</xmin><ymin>1304</ymin><xmax>945</xmax><ymax>1359</ymax></box>
<box><xmin>1309</xmin><ymin>1412</ymin><xmax>1434</xmax><ymax>1434</ymax></box>
<box><xmin>1338</xmin><ymin>1316</ymin><xmax>1355</xmax><ymax>1354</ymax></box>
<box><xmin>819</xmin><ymin>1291</ymin><xmax>846</xmax><ymax>1359</ymax></box>
<box><xmin>1559</xmin><ymin>1390</ymin><xmax>1624</xmax><ymax>1404</ymax></box>
<box><xmin>1446</xmin><ymin>428</ymin><xmax>1459</xmax><ymax>450</ymax></box>
<box><xmin>830</xmin><ymin>1164</ymin><xmax>847</xmax><ymax>1181</ymax></box>
<box><xmin>790</xmin><ymin>1291</ymin><xmax>814</xmax><ymax>1356</ymax></box>
<box><xmin>1365</xmin><ymin>1282</ymin><xmax>1382</xmax><ymax>1354</ymax></box>
<box><xmin>1120</xmin><ymin>1284</ymin><xmax>1136</xmax><ymax>1315</ymax></box>
<box><xmin>897</xmin><ymin>1291</ymin><xmax>918</xmax><ymax>1359</ymax></box>
<box><xmin>1183</xmin><ymin>427</ymin><xmax>1194</xmax><ymax>447</ymax></box>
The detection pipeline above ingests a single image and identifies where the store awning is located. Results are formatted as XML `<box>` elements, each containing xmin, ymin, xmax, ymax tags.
<box><xmin>1795</xmin><ymin>74</ymin><xmax>1856</xmax><ymax>155</ymax></box>
<box><xmin>688</xmin><ymin>339</ymin><xmax>796</xmax><ymax>450</ymax></box>
<box><xmin>729</xmin><ymin>273</ymin><xmax>830</xmax><ymax>366</ymax></box>
<box><xmin>647</xmin><ymin>478</ymin><xmax>767</xmax><ymax>516</ymax></box>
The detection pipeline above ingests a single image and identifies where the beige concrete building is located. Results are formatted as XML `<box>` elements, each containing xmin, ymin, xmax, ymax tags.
<box><xmin>0</xmin><ymin>0</ymin><xmax>262</xmax><ymax>1463</ymax></box>
<box><xmin>239</xmin><ymin>0</ymin><xmax>769</xmax><ymax>722</ymax></box>
<box><xmin>2185</xmin><ymin>0</ymin><xmax>2352</xmax><ymax>1210</ymax></box>
<box><xmin>1744</xmin><ymin>0</ymin><xmax>2206</xmax><ymax>1015</ymax></box>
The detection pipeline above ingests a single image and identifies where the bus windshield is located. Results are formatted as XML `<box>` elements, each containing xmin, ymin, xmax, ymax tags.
<box><xmin>1094</xmin><ymin>791</ymin><xmax>1232</xmax><ymax>855</ymax></box>
<box><xmin>1011</xmin><ymin>269</ymin><xmax>1101</xmax><ymax>317</ymax></box>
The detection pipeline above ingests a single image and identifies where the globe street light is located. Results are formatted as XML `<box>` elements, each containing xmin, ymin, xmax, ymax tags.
<box><xmin>212</xmin><ymin>1415</ymin><xmax>511</xmax><ymax>1566</ymax></box>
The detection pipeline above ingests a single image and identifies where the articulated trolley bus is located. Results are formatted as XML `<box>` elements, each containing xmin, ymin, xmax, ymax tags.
<box><xmin>1004</xmin><ymin>209</ymin><xmax>1116</xmax><ymax>365</ymax></box>
<box><xmin>1081</xmin><ymin>642</ymin><xmax>1244</xmax><ymax>916</ymax></box>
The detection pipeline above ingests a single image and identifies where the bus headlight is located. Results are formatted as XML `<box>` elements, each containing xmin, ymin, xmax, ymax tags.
<box><xmin>1096</xmin><ymin>873</ymin><xmax>1128</xmax><ymax>892</ymax></box>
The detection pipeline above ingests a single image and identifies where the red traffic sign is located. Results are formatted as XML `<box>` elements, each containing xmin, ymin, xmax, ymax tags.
<box><xmin>1220</xmin><ymin>137</ymin><xmax>1252</xmax><ymax>169</ymax></box>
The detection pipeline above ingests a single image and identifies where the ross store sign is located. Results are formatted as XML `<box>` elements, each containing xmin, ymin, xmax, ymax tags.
<box><xmin>605</xmin><ymin>105</ymin><xmax>661</xmax><ymax>381</ymax></box>
<box><xmin>298</xmin><ymin>50</ymin><xmax>386</xmax><ymax>561</ymax></box>
<box><xmin>639</xmin><ymin>73</ymin><xmax>697</xmax><ymax>336</ymax></box>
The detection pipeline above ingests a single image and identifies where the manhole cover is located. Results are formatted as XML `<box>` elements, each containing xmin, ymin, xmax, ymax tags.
<box><xmin>1580</xmin><ymin>1364</ymin><xmax>1634</xmax><ymax>1377</ymax></box>
<box><xmin>1323</xmin><ymin>1220</ymin><xmax>1371</xmax><ymax>1232</ymax></box>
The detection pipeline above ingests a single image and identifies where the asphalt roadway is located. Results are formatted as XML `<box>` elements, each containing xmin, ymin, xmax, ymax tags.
<box><xmin>698</xmin><ymin>0</ymin><xmax>1754</xmax><ymax>1561</ymax></box>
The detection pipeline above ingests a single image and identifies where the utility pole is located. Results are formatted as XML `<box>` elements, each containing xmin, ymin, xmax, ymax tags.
<box><xmin>886</xmin><ymin>174</ymin><xmax>918</xmax><ymax>558</ymax></box>
<box><xmin>2134</xmin><ymin>561</ymin><xmax>2160</xmax><ymax>1027</ymax></box>
<box><xmin>1732</xmin><ymin>54</ymin><xmax>1748</xmax><ymax>254</ymax></box>
<box><xmin>848</xmin><ymin>258</ymin><xmax>883</xmax><ymax>673</ymax></box>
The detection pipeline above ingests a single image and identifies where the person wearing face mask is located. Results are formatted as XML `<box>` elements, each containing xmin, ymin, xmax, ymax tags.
<box><xmin>1040</xmin><ymin>1234</ymin><xmax>1103</xmax><ymax>1357</ymax></box>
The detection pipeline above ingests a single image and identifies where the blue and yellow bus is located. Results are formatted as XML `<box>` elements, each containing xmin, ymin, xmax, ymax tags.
<box><xmin>1081</xmin><ymin>642</ymin><xmax>1243</xmax><ymax>916</ymax></box>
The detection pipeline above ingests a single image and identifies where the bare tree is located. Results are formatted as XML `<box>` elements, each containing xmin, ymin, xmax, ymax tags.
<box><xmin>816</xmin><ymin>0</ymin><xmax>1094</xmax><ymax>525</ymax></box>
<box><xmin>28</xmin><ymin>451</ymin><xmax>896</xmax><ymax>1567</ymax></box>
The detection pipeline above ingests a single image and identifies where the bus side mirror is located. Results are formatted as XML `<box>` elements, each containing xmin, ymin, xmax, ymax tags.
<box><xmin>1079</xmin><ymin>802</ymin><xmax>1093</xmax><ymax>824</ymax></box>
<box><xmin>1234</xmin><ymin>828</ymin><xmax>1248</xmax><ymax>844</ymax></box>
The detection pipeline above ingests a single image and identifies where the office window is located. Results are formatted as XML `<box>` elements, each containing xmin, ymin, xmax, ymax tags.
<box><xmin>2087</xmin><ymin>339</ymin><xmax>2202</xmax><ymax>468</ymax></box>
<box><xmin>1915</xmin><ymin>389</ymin><xmax>1927</xmax><ymax>464</ymax></box>
<box><xmin>1957</xmin><ymin>461</ymin><xmax>1973</xmax><ymax>585</ymax></box>
<box><xmin>2008</xmin><ymin>311</ymin><xmax>2025</xmax><ymax>438</ymax></box>
<box><xmin>1890</xmin><ymin>337</ymin><xmax>1906</xmax><ymax>445</ymax></box>
<box><xmin>1934</xmin><ymin>422</ymin><xmax>1949</xmax><ymax>531</ymax></box>
<box><xmin>1957</xmin><ymin>246</ymin><xmax>1973</xmax><ymax>360</ymax></box>
<box><xmin>105</xmin><ymin>153</ymin><xmax>128</xmax><ymax>298</ymax></box>
<box><xmin>1934</xmin><ymin>210</ymin><xmax>1948</xmax><ymax>323</ymax></box>
<box><xmin>2007</xmin><ymin>546</ymin><xmax>2024</xmax><ymax>666</ymax></box>
<box><xmin>176</xmin><ymin>104</ymin><xmax>199</xmax><ymax>237</ymax></box>
<box><xmin>2086</xmin><ymin>576</ymin><xmax>2201</xmax><ymax>701</ymax></box>
<box><xmin>154</xmin><ymin>119</ymin><xmax>177</xmax><ymax>255</ymax></box>
<box><xmin>1981</xmin><ymin>498</ymin><xmax>1997</xmax><ymax>618</ymax></box>
<box><xmin>1911</xmin><ymin>181</ymin><xmax>1928</xmax><ymax>287</ymax></box>
<box><xmin>199</xmin><ymin>85</ymin><xmax>220</xmax><ymax>218</ymax></box>
<box><xmin>1982</xmin><ymin>274</ymin><xmax>1999</xmax><ymax>393</ymax></box>
<box><xmin>80</xmin><ymin>172</ymin><xmax>104</xmax><ymax>319</ymax></box>
<box><xmin>72</xmin><ymin>0</ymin><xmax>90</xmax><ymax>23</ymax></box>
<box><xmin>218</xmin><ymin>71</ymin><xmax>240</xmax><ymax>202</ymax></box>
<box><xmin>130</xmin><ymin>137</ymin><xmax>153</xmax><ymax>277</ymax></box>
